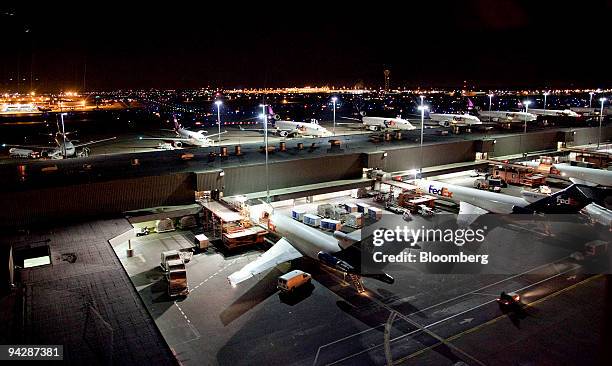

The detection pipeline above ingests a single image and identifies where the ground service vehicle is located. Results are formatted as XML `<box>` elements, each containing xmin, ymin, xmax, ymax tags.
<box><xmin>496</xmin><ymin>291</ymin><xmax>520</xmax><ymax>306</ymax></box>
<box><xmin>277</xmin><ymin>270</ymin><xmax>312</xmax><ymax>292</ymax></box>
<box><xmin>474</xmin><ymin>177</ymin><xmax>503</xmax><ymax>192</ymax></box>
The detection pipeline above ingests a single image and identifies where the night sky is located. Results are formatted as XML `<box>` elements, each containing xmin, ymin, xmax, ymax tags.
<box><xmin>1</xmin><ymin>1</ymin><xmax>611</xmax><ymax>91</ymax></box>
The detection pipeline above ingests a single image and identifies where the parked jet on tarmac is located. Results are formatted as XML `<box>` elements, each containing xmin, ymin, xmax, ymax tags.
<box><xmin>413</xmin><ymin>178</ymin><xmax>607</xmax><ymax>218</ymax></box>
<box><xmin>429</xmin><ymin>113</ymin><xmax>482</xmax><ymax>127</ymax></box>
<box><xmin>139</xmin><ymin>117</ymin><xmax>227</xmax><ymax>147</ymax></box>
<box><xmin>528</xmin><ymin>108</ymin><xmax>580</xmax><ymax>118</ymax></box>
<box><xmin>228</xmin><ymin>207</ymin><xmax>393</xmax><ymax>288</ymax></box>
<box><xmin>2</xmin><ymin>113</ymin><xmax>116</xmax><ymax>159</ymax></box>
<box><xmin>341</xmin><ymin>113</ymin><xmax>417</xmax><ymax>131</ymax></box>
<box><xmin>478</xmin><ymin>110</ymin><xmax>538</xmax><ymax>124</ymax></box>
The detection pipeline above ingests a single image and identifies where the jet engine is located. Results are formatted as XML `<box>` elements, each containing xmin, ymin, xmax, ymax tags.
<box><xmin>317</xmin><ymin>251</ymin><xmax>354</xmax><ymax>273</ymax></box>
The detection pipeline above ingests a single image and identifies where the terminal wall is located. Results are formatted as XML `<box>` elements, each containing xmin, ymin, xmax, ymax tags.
<box><xmin>0</xmin><ymin>173</ymin><xmax>195</xmax><ymax>227</ymax></box>
<box><xmin>491</xmin><ymin>126</ymin><xmax>612</xmax><ymax>157</ymax></box>
<box><xmin>196</xmin><ymin>154</ymin><xmax>364</xmax><ymax>195</ymax></box>
<box><xmin>364</xmin><ymin>141</ymin><xmax>476</xmax><ymax>172</ymax></box>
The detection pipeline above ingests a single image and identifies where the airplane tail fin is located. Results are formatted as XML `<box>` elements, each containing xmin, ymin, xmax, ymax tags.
<box><xmin>172</xmin><ymin>115</ymin><xmax>180</xmax><ymax>130</ymax></box>
<box><xmin>515</xmin><ymin>184</ymin><xmax>610</xmax><ymax>214</ymax></box>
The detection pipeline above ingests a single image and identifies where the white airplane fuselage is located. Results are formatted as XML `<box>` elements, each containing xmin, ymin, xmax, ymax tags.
<box><xmin>528</xmin><ymin>109</ymin><xmax>580</xmax><ymax>118</ymax></box>
<box><xmin>268</xmin><ymin>214</ymin><xmax>342</xmax><ymax>258</ymax></box>
<box><xmin>361</xmin><ymin>116</ymin><xmax>417</xmax><ymax>131</ymax></box>
<box><xmin>414</xmin><ymin>179</ymin><xmax>528</xmax><ymax>214</ymax></box>
<box><xmin>479</xmin><ymin>111</ymin><xmax>538</xmax><ymax>123</ymax></box>
<box><xmin>554</xmin><ymin>164</ymin><xmax>612</xmax><ymax>186</ymax></box>
<box><xmin>274</xmin><ymin>120</ymin><xmax>333</xmax><ymax>137</ymax></box>
<box><xmin>176</xmin><ymin>128</ymin><xmax>213</xmax><ymax>147</ymax></box>
<box><xmin>429</xmin><ymin>113</ymin><xmax>482</xmax><ymax>127</ymax></box>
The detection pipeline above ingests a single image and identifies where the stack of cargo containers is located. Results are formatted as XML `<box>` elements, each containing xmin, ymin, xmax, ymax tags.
<box><xmin>343</xmin><ymin>203</ymin><xmax>358</xmax><ymax>213</ymax></box>
<box><xmin>356</xmin><ymin>202</ymin><xmax>370</xmax><ymax>214</ymax></box>
<box><xmin>291</xmin><ymin>207</ymin><xmax>307</xmax><ymax>221</ymax></box>
<box><xmin>303</xmin><ymin>214</ymin><xmax>321</xmax><ymax>227</ymax></box>
<box><xmin>368</xmin><ymin>207</ymin><xmax>383</xmax><ymax>221</ymax></box>
<box><xmin>320</xmin><ymin>218</ymin><xmax>342</xmax><ymax>231</ymax></box>
<box><xmin>329</xmin><ymin>206</ymin><xmax>348</xmax><ymax>221</ymax></box>
<box><xmin>345</xmin><ymin>212</ymin><xmax>364</xmax><ymax>229</ymax></box>
<box><xmin>317</xmin><ymin>203</ymin><xmax>334</xmax><ymax>218</ymax></box>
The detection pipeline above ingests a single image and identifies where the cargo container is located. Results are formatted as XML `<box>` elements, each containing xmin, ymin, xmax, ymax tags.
<box><xmin>317</xmin><ymin>203</ymin><xmax>334</xmax><ymax>218</ymax></box>
<box><xmin>345</xmin><ymin>212</ymin><xmax>364</xmax><ymax>229</ymax></box>
<box><xmin>291</xmin><ymin>207</ymin><xmax>307</xmax><ymax>221</ymax></box>
<box><xmin>356</xmin><ymin>202</ymin><xmax>370</xmax><ymax>213</ymax></box>
<box><xmin>303</xmin><ymin>214</ymin><xmax>321</xmax><ymax>227</ymax></box>
<box><xmin>368</xmin><ymin>207</ymin><xmax>383</xmax><ymax>220</ymax></box>
<box><xmin>320</xmin><ymin>218</ymin><xmax>342</xmax><ymax>231</ymax></box>
<box><xmin>329</xmin><ymin>207</ymin><xmax>348</xmax><ymax>221</ymax></box>
<box><xmin>343</xmin><ymin>203</ymin><xmax>358</xmax><ymax>213</ymax></box>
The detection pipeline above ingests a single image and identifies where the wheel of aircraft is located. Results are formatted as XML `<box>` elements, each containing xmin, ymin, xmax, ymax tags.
<box><xmin>273</xmin><ymin>114</ymin><xmax>281</xmax><ymax>120</ymax></box>
<box><xmin>278</xmin><ymin>130</ymin><xmax>289</xmax><ymax>137</ymax></box>
<box><xmin>173</xmin><ymin>141</ymin><xmax>183</xmax><ymax>148</ymax></box>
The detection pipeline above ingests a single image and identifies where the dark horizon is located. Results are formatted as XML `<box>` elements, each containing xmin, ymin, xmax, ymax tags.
<box><xmin>2</xmin><ymin>1</ymin><xmax>612</xmax><ymax>92</ymax></box>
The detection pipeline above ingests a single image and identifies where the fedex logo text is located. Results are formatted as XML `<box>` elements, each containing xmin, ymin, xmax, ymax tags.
<box><xmin>428</xmin><ymin>185</ymin><xmax>453</xmax><ymax>198</ymax></box>
<box><xmin>556</xmin><ymin>196</ymin><xmax>577</xmax><ymax>205</ymax></box>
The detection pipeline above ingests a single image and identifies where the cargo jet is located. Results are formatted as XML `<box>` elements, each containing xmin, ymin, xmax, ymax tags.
<box><xmin>228</xmin><ymin>207</ymin><xmax>392</xmax><ymax>288</ymax></box>
<box><xmin>341</xmin><ymin>113</ymin><xmax>417</xmax><ymax>131</ymax></box>
<box><xmin>524</xmin><ymin>161</ymin><xmax>612</xmax><ymax>187</ymax></box>
<box><xmin>2</xmin><ymin>113</ymin><xmax>116</xmax><ymax>159</ymax></box>
<box><xmin>478</xmin><ymin>111</ymin><xmax>538</xmax><ymax>124</ymax></box>
<box><xmin>238</xmin><ymin>105</ymin><xmax>333</xmax><ymax>137</ymax></box>
<box><xmin>239</xmin><ymin>119</ymin><xmax>333</xmax><ymax>138</ymax></box>
<box><xmin>139</xmin><ymin>117</ymin><xmax>227</xmax><ymax>147</ymax></box>
<box><xmin>413</xmin><ymin>179</ymin><xmax>608</xmax><ymax>220</ymax></box>
<box><xmin>528</xmin><ymin>108</ymin><xmax>580</xmax><ymax>118</ymax></box>
<box><xmin>428</xmin><ymin>113</ymin><xmax>482</xmax><ymax>127</ymax></box>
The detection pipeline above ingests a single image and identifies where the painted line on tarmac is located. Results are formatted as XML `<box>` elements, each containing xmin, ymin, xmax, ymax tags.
<box><xmin>394</xmin><ymin>273</ymin><xmax>603</xmax><ymax>364</ymax></box>
<box><xmin>321</xmin><ymin>264</ymin><xmax>580</xmax><ymax>366</ymax></box>
<box><xmin>312</xmin><ymin>256</ymin><xmax>572</xmax><ymax>366</ymax></box>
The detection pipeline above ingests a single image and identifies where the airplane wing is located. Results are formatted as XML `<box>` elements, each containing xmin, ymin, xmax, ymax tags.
<box><xmin>228</xmin><ymin>237</ymin><xmax>303</xmax><ymax>285</ymax></box>
<box><xmin>73</xmin><ymin>137</ymin><xmax>117</xmax><ymax>148</ymax></box>
<box><xmin>139</xmin><ymin>136</ymin><xmax>192</xmax><ymax>142</ymax></box>
<box><xmin>458</xmin><ymin>201</ymin><xmax>489</xmax><ymax>226</ymax></box>
<box><xmin>1</xmin><ymin>143</ymin><xmax>55</xmax><ymax>150</ymax></box>
<box><xmin>238</xmin><ymin>125</ymin><xmax>273</xmax><ymax>133</ymax></box>
<box><xmin>203</xmin><ymin>131</ymin><xmax>227</xmax><ymax>139</ymax></box>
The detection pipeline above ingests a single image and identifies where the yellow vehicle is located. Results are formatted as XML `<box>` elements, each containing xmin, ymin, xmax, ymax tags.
<box><xmin>277</xmin><ymin>270</ymin><xmax>311</xmax><ymax>293</ymax></box>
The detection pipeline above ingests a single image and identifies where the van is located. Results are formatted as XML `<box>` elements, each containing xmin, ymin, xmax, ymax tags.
<box><xmin>277</xmin><ymin>270</ymin><xmax>311</xmax><ymax>292</ymax></box>
<box><xmin>160</xmin><ymin>250</ymin><xmax>181</xmax><ymax>271</ymax></box>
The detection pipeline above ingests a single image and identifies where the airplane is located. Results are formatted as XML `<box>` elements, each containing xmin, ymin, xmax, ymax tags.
<box><xmin>478</xmin><ymin>110</ymin><xmax>538</xmax><ymax>124</ymax></box>
<box><xmin>428</xmin><ymin>113</ymin><xmax>482</xmax><ymax>128</ymax></box>
<box><xmin>227</xmin><ymin>206</ymin><xmax>393</xmax><ymax>288</ymax></box>
<box><xmin>139</xmin><ymin>116</ymin><xmax>227</xmax><ymax>147</ymax></box>
<box><xmin>341</xmin><ymin>113</ymin><xmax>417</xmax><ymax>131</ymax></box>
<box><xmin>523</xmin><ymin>160</ymin><xmax>612</xmax><ymax>187</ymax></box>
<box><xmin>239</xmin><ymin>119</ymin><xmax>333</xmax><ymax>137</ymax></box>
<box><xmin>528</xmin><ymin>108</ymin><xmax>581</xmax><ymax>118</ymax></box>
<box><xmin>522</xmin><ymin>160</ymin><xmax>612</xmax><ymax>227</ymax></box>
<box><xmin>2</xmin><ymin>113</ymin><xmax>116</xmax><ymax>159</ymax></box>
<box><xmin>237</xmin><ymin>105</ymin><xmax>333</xmax><ymax>137</ymax></box>
<box><xmin>413</xmin><ymin>178</ymin><xmax>608</xmax><ymax>218</ymax></box>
